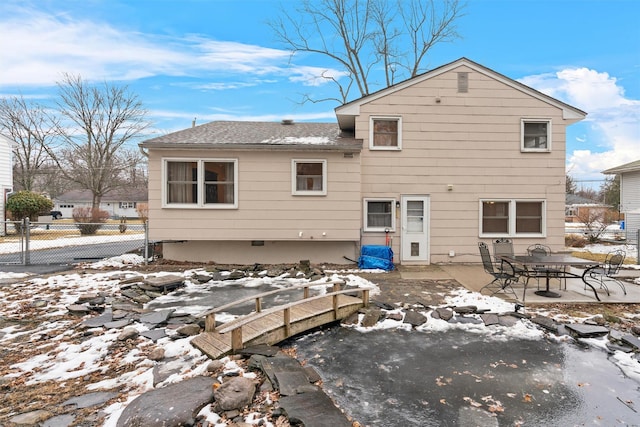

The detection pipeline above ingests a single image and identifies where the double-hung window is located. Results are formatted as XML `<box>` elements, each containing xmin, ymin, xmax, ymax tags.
<box><xmin>364</xmin><ymin>199</ymin><xmax>396</xmax><ymax>232</ymax></box>
<box><xmin>480</xmin><ymin>200</ymin><xmax>545</xmax><ymax>237</ymax></box>
<box><xmin>521</xmin><ymin>119</ymin><xmax>551</xmax><ymax>152</ymax></box>
<box><xmin>164</xmin><ymin>159</ymin><xmax>238</xmax><ymax>208</ymax></box>
<box><xmin>292</xmin><ymin>159</ymin><xmax>327</xmax><ymax>195</ymax></box>
<box><xmin>370</xmin><ymin>117</ymin><xmax>402</xmax><ymax>150</ymax></box>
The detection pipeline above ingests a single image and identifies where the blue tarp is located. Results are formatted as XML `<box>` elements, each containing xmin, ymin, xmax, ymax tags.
<box><xmin>358</xmin><ymin>245</ymin><xmax>394</xmax><ymax>271</ymax></box>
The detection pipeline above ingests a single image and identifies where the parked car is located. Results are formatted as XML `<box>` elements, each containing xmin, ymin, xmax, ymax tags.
<box><xmin>50</xmin><ymin>211</ymin><xmax>62</xmax><ymax>220</ymax></box>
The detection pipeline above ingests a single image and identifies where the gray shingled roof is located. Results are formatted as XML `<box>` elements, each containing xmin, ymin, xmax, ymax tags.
<box><xmin>140</xmin><ymin>120</ymin><xmax>362</xmax><ymax>151</ymax></box>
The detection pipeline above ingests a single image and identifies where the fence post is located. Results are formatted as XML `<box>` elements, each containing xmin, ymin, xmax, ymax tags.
<box><xmin>144</xmin><ymin>220</ymin><xmax>149</xmax><ymax>265</ymax></box>
<box><xmin>24</xmin><ymin>217</ymin><xmax>30</xmax><ymax>265</ymax></box>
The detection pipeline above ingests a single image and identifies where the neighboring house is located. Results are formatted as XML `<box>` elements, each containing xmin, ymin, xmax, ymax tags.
<box><xmin>603</xmin><ymin>159</ymin><xmax>640</xmax><ymax>244</ymax></box>
<box><xmin>564</xmin><ymin>194</ymin><xmax>610</xmax><ymax>223</ymax></box>
<box><xmin>140</xmin><ymin>57</ymin><xmax>586</xmax><ymax>265</ymax></box>
<box><xmin>53</xmin><ymin>189</ymin><xmax>148</xmax><ymax>219</ymax></box>
<box><xmin>0</xmin><ymin>135</ymin><xmax>15</xmax><ymax>227</ymax></box>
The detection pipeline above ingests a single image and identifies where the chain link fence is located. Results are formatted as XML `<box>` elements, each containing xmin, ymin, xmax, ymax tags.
<box><xmin>0</xmin><ymin>218</ymin><xmax>149</xmax><ymax>265</ymax></box>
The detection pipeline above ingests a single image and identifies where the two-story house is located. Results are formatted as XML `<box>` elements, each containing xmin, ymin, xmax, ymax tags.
<box><xmin>140</xmin><ymin>58</ymin><xmax>586</xmax><ymax>265</ymax></box>
<box><xmin>603</xmin><ymin>159</ymin><xmax>640</xmax><ymax>244</ymax></box>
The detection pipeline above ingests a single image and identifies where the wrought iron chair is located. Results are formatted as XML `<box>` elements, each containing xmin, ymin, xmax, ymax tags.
<box><xmin>585</xmin><ymin>250</ymin><xmax>627</xmax><ymax>296</ymax></box>
<box><xmin>526</xmin><ymin>244</ymin><xmax>565</xmax><ymax>290</ymax></box>
<box><xmin>493</xmin><ymin>238</ymin><xmax>528</xmax><ymax>284</ymax></box>
<box><xmin>478</xmin><ymin>242</ymin><xmax>518</xmax><ymax>298</ymax></box>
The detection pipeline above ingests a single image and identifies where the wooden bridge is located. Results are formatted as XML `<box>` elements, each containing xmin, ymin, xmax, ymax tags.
<box><xmin>191</xmin><ymin>281</ymin><xmax>370</xmax><ymax>359</ymax></box>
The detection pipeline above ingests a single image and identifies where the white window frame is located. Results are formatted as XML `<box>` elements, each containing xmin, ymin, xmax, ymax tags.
<box><xmin>119</xmin><ymin>202</ymin><xmax>136</xmax><ymax>209</ymax></box>
<box><xmin>363</xmin><ymin>198</ymin><xmax>396</xmax><ymax>232</ymax></box>
<box><xmin>479</xmin><ymin>199</ymin><xmax>546</xmax><ymax>237</ymax></box>
<box><xmin>369</xmin><ymin>116</ymin><xmax>402</xmax><ymax>151</ymax></box>
<box><xmin>292</xmin><ymin>159</ymin><xmax>327</xmax><ymax>196</ymax></box>
<box><xmin>521</xmin><ymin>119</ymin><xmax>552</xmax><ymax>152</ymax></box>
<box><xmin>162</xmin><ymin>158</ymin><xmax>238</xmax><ymax>209</ymax></box>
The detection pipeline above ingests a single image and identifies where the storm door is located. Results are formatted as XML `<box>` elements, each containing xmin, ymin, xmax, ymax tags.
<box><xmin>401</xmin><ymin>195</ymin><xmax>430</xmax><ymax>262</ymax></box>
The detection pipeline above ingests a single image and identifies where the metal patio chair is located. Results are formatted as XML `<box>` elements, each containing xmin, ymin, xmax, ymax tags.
<box><xmin>492</xmin><ymin>238</ymin><xmax>528</xmax><ymax>284</ymax></box>
<box><xmin>584</xmin><ymin>250</ymin><xmax>627</xmax><ymax>296</ymax></box>
<box><xmin>479</xmin><ymin>242</ymin><xmax>518</xmax><ymax>298</ymax></box>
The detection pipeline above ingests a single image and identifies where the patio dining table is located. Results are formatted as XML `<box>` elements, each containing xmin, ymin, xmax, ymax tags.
<box><xmin>501</xmin><ymin>255</ymin><xmax>601</xmax><ymax>300</ymax></box>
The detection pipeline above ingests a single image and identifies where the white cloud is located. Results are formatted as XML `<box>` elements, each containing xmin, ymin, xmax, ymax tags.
<box><xmin>520</xmin><ymin>68</ymin><xmax>640</xmax><ymax>183</ymax></box>
<box><xmin>0</xmin><ymin>6</ymin><xmax>342</xmax><ymax>88</ymax></box>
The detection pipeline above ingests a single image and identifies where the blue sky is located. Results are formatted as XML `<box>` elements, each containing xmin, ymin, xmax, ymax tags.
<box><xmin>1</xmin><ymin>0</ymin><xmax>638</xmax><ymax>189</ymax></box>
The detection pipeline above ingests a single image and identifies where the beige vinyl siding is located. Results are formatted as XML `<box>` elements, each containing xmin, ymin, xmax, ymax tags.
<box><xmin>147</xmin><ymin>150</ymin><xmax>361</xmax><ymax>242</ymax></box>
<box><xmin>357</xmin><ymin>65</ymin><xmax>568</xmax><ymax>263</ymax></box>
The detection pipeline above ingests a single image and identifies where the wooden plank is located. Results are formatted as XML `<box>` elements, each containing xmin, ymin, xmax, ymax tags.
<box><xmin>231</xmin><ymin>329</ymin><xmax>243</xmax><ymax>351</ymax></box>
<box><xmin>284</xmin><ymin>307</ymin><xmax>291</xmax><ymax>337</ymax></box>
<box><xmin>205</xmin><ymin>314</ymin><xmax>216</xmax><ymax>332</ymax></box>
<box><xmin>191</xmin><ymin>333</ymin><xmax>232</xmax><ymax>359</ymax></box>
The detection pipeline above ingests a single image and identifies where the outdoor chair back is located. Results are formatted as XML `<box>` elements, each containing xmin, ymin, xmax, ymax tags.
<box><xmin>478</xmin><ymin>242</ymin><xmax>518</xmax><ymax>298</ymax></box>
<box><xmin>527</xmin><ymin>244</ymin><xmax>550</xmax><ymax>257</ymax></box>
<box><xmin>586</xmin><ymin>250</ymin><xmax>627</xmax><ymax>296</ymax></box>
<box><xmin>493</xmin><ymin>238</ymin><xmax>514</xmax><ymax>262</ymax></box>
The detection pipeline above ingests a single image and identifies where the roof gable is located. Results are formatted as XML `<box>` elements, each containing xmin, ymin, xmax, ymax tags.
<box><xmin>335</xmin><ymin>57</ymin><xmax>587</xmax><ymax>131</ymax></box>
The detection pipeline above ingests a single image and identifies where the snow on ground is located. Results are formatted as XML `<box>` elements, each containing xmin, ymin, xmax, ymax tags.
<box><xmin>0</xmin><ymin>245</ymin><xmax>639</xmax><ymax>425</ymax></box>
<box><xmin>0</xmin><ymin>230</ymin><xmax>144</xmax><ymax>255</ymax></box>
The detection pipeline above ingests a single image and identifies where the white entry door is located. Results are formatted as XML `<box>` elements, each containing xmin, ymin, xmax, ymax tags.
<box><xmin>401</xmin><ymin>195</ymin><xmax>430</xmax><ymax>262</ymax></box>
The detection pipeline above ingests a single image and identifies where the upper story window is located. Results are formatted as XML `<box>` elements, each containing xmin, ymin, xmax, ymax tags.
<box><xmin>480</xmin><ymin>199</ymin><xmax>545</xmax><ymax>237</ymax></box>
<box><xmin>370</xmin><ymin>117</ymin><xmax>402</xmax><ymax>150</ymax></box>
<box><xmin>364</xmin><ymin>198</ymin><xmax>396</xmax><ymax>232</ymax></box>
<box><xmin>292</xmin><ymin>159</ymin><xmax>327</xmax><ymax>195</ymax></box>
<box><xmin>521</xmin><ymin>119</ymin><xmax>551</xmax><ymax>152</ymax></box>
<box><xmin>164</xmin><ymin>158</ymin><xmax>237</xmax><ymax>208</ymax></box>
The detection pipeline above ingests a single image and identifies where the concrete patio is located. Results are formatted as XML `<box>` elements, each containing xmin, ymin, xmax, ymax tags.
<box><xmin>398</xmin><ymin>263</ymin><xmax>640</xmax><ymax>304</ymax></box>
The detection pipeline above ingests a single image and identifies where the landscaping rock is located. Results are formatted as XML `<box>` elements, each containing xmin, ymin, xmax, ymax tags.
<box><xmin>403</xmin><ymin>310</ymin><xmax>428</xmax><ymax>327</ymax></box>
<box><xmin>213</xmin><ymin>376</ymin><xmax>256</xmax><ymax>411</ymax></box>
<box><xmin>9</xmin><ymin>410</ymin><xmax>53</xmax><ymax>425</ymax></box>
<box><xmin>176</xmin><ymin>323</ymin><xmax>201</xmax><ymax>336</ymax></box>
<box><xmin>116</xmin><ymin>376</ymin><xmax>215</xmax><ymax>427</ymax></box>
<box><xmin>118</xmin><ymin>327</ymin><xmax>139</xmax><ymax>341</ymax></box>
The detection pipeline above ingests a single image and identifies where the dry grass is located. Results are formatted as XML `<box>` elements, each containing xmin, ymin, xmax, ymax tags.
<box><xmin>570</xmin><ymin>250</ymin><xmax>636</xmax><ymax>265</ymax></box>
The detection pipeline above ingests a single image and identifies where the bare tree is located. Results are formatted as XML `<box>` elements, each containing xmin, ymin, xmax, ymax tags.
<box><xmin>48</xmin><ymin>74</ymin><xmax>150</xmax><ymax>208</ymax></box>
<box><xmin>0</xmin><ymin>95</ymin><xmax>57</xmax><ymax>192</ymax></box>
<box><xmin>575</xmin><ymin>208</ymin><xmax>616</xmax><ymax>243</ymax></box>
<box><xmin>269</xmin><ymin>0</ymin><xmax>465</xmax><ymax>103</ymax></box>
<box><xmin>565</xmin><ymin>174</ymin><xmax>577</xmax><ymax>194</ymax></box>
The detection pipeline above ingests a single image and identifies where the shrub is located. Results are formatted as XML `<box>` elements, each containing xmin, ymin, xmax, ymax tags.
<box><xmin>565</xmin><ymin>234</ymin><xmax>588</xmax><ymax>248</ymax></box>
<box><xmin>72</xmin><ymin>207</ymin><xmax>110</xmax><ymax>235</ymax></box>
<box><xmin>6</xmin><ymin>191</ymin><xmax>53</xmax><ymax>221</ymax></box>
<box><xmin>136</xmin><ymin>202</ymin><xmax>148</xmax><ymax>222</ymax></box>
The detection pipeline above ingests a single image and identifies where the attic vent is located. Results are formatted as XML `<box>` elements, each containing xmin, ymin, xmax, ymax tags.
<box><xmin>281</xmin><ymin>119</ymin><xmax>294</xmax><ymax>125</ymax></box>
<box><xmin>457</xmin><ymin>72</ymin><xmax>469</xmax><ymax>93</ymax></box>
